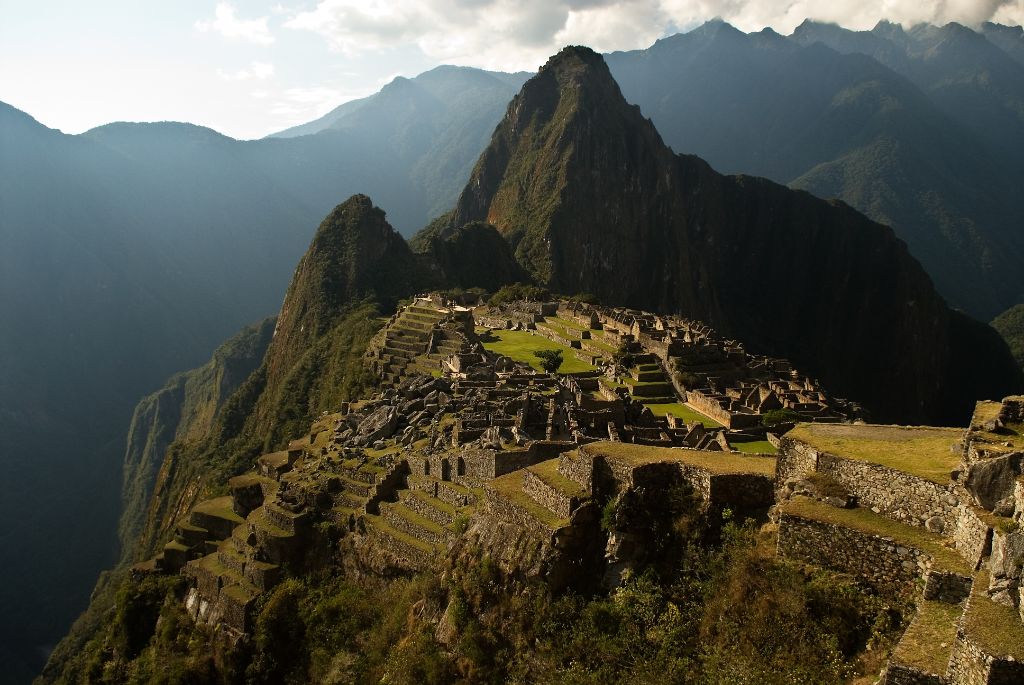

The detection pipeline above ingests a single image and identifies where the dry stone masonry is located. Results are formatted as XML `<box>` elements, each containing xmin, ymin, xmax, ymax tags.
<box><xmin>129</xmin><ymin>296</ymin><xmax>1023</xmax><ymax>681</ymax></box>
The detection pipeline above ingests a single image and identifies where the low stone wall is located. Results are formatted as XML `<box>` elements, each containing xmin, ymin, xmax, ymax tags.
<box><xmin>558</xmin><ymin>451</ymin><xmax>594</xmax><ymax>490</ymax></box>
<box><xmin>522</xmin><ymin>469</ymin><xmax>578</xmax><ymax>519</ymax></box>
<box><xmin>923</xmin><ymin>569</ymin><xmax>973</xmax><ymax>603</ymax></box>
<box><xmin>954</xmin><ymin>504</ymin><xmax>992</xmax><ymax>569</ymax></box>
<box><xmin>383</xmin><ymin>504</ymin><xmax>451</xmax><ymax>546</ymax></box>
<box><xmin>399</xmin><ymin>490</ymin><xmax>454</xmax><ymax>526</ymax></box>
<box><xmin>362</xmin><ymin>521</ymin><xmax>432</xmax><ymax>571</ymax></box>
<box><xmin>485</xmin><ymin>486</ymin><xmax>558</xmax><ymax>539</ymax></box>
<box><xmin>775</xmin><ymin>436</ymin><xmax>819</xmax><ymax>493</ymax></box>
<box><xmin>777</xmin><ymin>514</ymin><xmax>928</xmax><ymax>598</ymax></box>
<box><xmin>708</xmin><ymin>472</ymin><xmax>776</xmax><ymax>516</ymax></box>
<box><xmin>882</xmin><ymin>663</ymin><xmax>944</xmax><ymax>685</ymax></box>
<box><xmin>816</xmin><ymin>452</ymin><xmax>959</xmax><ymax>533</ymax></box>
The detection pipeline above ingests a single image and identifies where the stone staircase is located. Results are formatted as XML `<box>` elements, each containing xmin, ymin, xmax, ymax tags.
<box><xmin>485</xmin><ymin>452</ymin><xmax>592</xmax><ymax>533</ymax></box>
<box><xmin>359</xmin><ymin>471</ymin><xmax>479</xmax><ymax>571</ymax></box>
<box><xmin>378</xmin><ymin>304</ymin><xmax>448</xmax><ymax>384</ymax></box>
<box><xmin>624</xmin><ymin>361</ymin><xmax>676</xmax><ymax>405</ymax></box>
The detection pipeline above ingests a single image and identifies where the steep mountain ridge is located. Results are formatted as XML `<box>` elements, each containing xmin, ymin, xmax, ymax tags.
<box><xmin>606</xmin><ymin>22</ymin><xmax>1024</xmax><ymax>318</ymax></box>
<box><xmin>8</xmin><ymin>21</ymin><xmax>1024</xmax><ymax>680</ymax></box>
<box><xmin>442</xmin><ymin>45</ymin><xmax>1022</xmax><ymax>424</ymax></box>
<box><xmin>118</xmin><ymin>318</ymin><xmax>275</xmax><ymax>564</ymax></box>
<box><xmin>136</xmin><ymin>196</ymin><xmax>414</xmax><ymax>560</ymax></box>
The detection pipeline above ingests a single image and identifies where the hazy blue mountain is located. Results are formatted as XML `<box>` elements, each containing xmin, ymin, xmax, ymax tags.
<box><xmin>3</xmin><ymin>21</ymin><xmax>1023</xmax><ymax>681</ymax></box>
<box><xmin>792</xmin><ymin>19</ymin><xmax>1024</xmax><ymax>173</ymax></box>
<box><xmin>606</xmin><ymin>20</ymin><xmax>1024</xmax><ymax>319</ymax></box>
<box><xmin>981</xmin><ymin>22</ymin><xmax>1024</xmax><ymax>66</ymax></box>
<box><xmin>0</xmin><ymin>64</ymin><xmax>522</xmax><ymax>678</ymax></box>
<box><xmin>270</xmin><ymin>66</ymin><xmax>530</xmax><ymax>219</ymax></box>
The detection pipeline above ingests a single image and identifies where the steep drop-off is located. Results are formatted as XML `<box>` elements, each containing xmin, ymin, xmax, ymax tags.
<box><xmin>119</xmin><ymin>318</ymin><xmax>275</xmax><ymax>564</ymax></box>
<box><xmin>138</xmin><ymin>196</ymin><xmax>423</xmax><ymax>559</ymax></box>
<box><xmin>444</xmin><ymin>46</ymin><xmax>1022</xmax><ymax>425</ymax></box>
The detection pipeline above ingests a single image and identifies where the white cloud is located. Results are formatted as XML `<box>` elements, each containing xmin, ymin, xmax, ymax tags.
<box><xmin>196</xmin><ymin>3</ymin><xmax>274</xmax><ymax>45</ymax></box>
<box><xmin>217</xmin><ymin>61</ymin><xmax>276</xmax><ymax>81</ymax></box>
<box><xmin>282</xmin><ymin>0</ymin><xmax>1024</xmax><ymax>71</ymax></box>
<box><xmin>267</xmin><ymin>84</ymin><xmax>378</xmax><ymax>126</ymax></box>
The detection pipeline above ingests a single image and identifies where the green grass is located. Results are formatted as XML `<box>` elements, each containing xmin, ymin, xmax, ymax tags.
<box><xmin>963</xmin><ymin>570</ymin><xmax>1024</xmax><ymax>660</ymax></box>
<box><xmin>528</xmin><ymin>457</ymin><xmax>587</xmax><ymax>498</ymax></box>
<box><xmin>405</xmin><ymin>488</ymin><xmax>457</xmax><ymax>515</ymax></box>
<box><xmin>645</xmin><ymin>402</ymin><xmax>723</xmax><ymax>427</ymax></box>
<box><xmin>891</xmin><ymin>600</ymin><xmax>962</xmax><ymax>674</ymax></box>
<box><xmin>785</xmin><ymin>423</ymin><xmax>961</xmax><ymax>484</ymax></box>
<box><xmin>732</xmin><ymin>440</ymin><xmax>778</xmax><ymax>455</ymax></box>
<box><xmin>481</xmin><ymin>329</ymin><xmax>595</xmax><ymax>373</ymax></box>
<box><xmin>364</xmin><ymin>514</ymin><xmax>435</xmax><ymax>553</ymax></box>
<box><xmin>489</xmin><ymin>471</ymin><xmax>568</xmax><ymax>529</ymax></box>
<box><xmin>388</xmin><ymin>502</ymin><xmax>444</xmax><ymax>535</ymax></box>
<box><xmin>583</xmin><ymin>441</ymin><xmax>776</xmax><ymax>476</ymax></box>
<box><xmin>780</xmin><ymin>497</ymin><xmax>971</xmax><ymax>575</ymax></box>
<box><xmin>192</xmin><ymin>496</ymin><xmax>243</xmax><ymax>523</ymax></box>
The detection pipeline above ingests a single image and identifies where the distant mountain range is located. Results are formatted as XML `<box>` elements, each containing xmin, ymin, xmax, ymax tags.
<box><xmin>2</xmin><ymin>19</ymin><xmax>1022</xmax><ymax>682</ymax></box>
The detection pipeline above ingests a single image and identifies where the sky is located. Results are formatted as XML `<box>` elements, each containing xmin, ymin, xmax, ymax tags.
<box><xmin>1</xmin><ymin>0</ymin><xmax>1022</xmax><ymax>140</ymax></box>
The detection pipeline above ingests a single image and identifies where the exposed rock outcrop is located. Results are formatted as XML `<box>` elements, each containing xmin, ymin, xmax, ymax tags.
<box><xmin>438</xmin><ymin>46</ymin><xmax>1022</xmax><ymax>425</ymax></box>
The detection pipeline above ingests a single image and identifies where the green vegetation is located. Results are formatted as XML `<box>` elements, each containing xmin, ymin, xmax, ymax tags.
<box><xmin>891</xmin><ymin>601</ymin><xmax>961</xmax><ymax>674</ymax></box>
<box><xmin>481</xmin><ymin>329</ymin><xmax>595</xmax><ymax>373</ymax></box>
<box><xmin>786</xmin><ymin>423</ymin><xmax>961</xmax><ymax>484</ymax></box>
<box><xmin>762</xmin><ymin>408</ymin><xmax>802</xmax><ymax>426</ymax></box>
<box><xmin>780</xmin><ymin>497</ymin><xmax>971</xmax><ymax>575</ymax></box>
<box><xmin>646</xmin><ymin>402</ymin><xmax>723</xmax><ymax>427</ymax></box>
<box><xmin>489</xmin><ymin>471</ymin><xmax>568</xmax><ymax>529</ymax></box>
<box><xmin>992</xmin><ymin>304</ymin><xmax>1024</xmax><ymax>370</ymax></box>
<box><xmin>963</xmin><ymin>570</ymin><xmax>1024</xmax><ymax>660</ymax></box>
<box><xmin>732</xmin><ymin>440</ymin><xmax>778</xmax><ymax>455</ymax></box>
<box><xmin>488</xmin><ymin>283</ymin><xmax>550</xmax><ymax>306</ymax></box>
<box><xmin>587</xmin><ymin>441</ymin><xmax>776</xmax><ymax>476</ymax></box>
<box><xmin>439</xmin><ymin>522</ymin><xmax>899</xmax><ymax>684</ymax></box>
<box><xmin>533</xmin><ymin>349</ymin><xmax>564</xmax><ymax>374</ymax></box>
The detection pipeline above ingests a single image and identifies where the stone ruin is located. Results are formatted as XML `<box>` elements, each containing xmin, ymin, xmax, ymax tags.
<box><xmin>129</xmin><ymin>295</ymin><xmax>1021</xmax><ymax>684</ymax></box>
<box><xmin>773</xmin><ymin>396</ymin><xmax>1024</xmax><ymax>684</ymax></box>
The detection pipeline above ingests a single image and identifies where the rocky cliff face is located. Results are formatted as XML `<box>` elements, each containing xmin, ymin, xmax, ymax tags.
<box><xmin>119</xmin><ymin>317</ymin><xmax>275</xmax><ymax>563</ymax></box>
<box><xmin>445</xmin><ymin>46</ymin><xmax>1022</xmax><ymax>425</ymax></box>
<box><xmin>139</xmin><ymin>195</ymin><xmax>415</xmax><ymax>560</ymax></box>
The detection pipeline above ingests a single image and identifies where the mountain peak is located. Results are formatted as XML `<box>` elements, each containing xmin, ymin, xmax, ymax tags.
<box><xmin>275</xmin><ymin>194</ymin><xmax>421</xmax><ymax>345</ymax></box>
<box><xmin>539</xmin><ymin>45</ymin><xmax>612</xmax><ymax>86</ymax></box>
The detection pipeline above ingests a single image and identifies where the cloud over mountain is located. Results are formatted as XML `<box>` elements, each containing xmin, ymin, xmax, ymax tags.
<box><xmin>284</xmin><ymin>0</ymin><xmax>1024</xmax><ymax>70</ymax></box>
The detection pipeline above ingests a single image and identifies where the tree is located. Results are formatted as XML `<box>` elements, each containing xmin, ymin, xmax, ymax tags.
<box><xmin>533</xmin><ymin>349</ymin><xmax>563</xmax><ymax>374</ymax></box>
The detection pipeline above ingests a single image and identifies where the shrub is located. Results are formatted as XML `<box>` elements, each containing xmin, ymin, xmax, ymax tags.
<box><xmin>533</xmin><ymin>349</ymin><xmax>563</xmax><ymax>373</ymax></box>
<box><xmin>762</xmin><ymin>408</ymin><xmax>802</xmax><ymax>426</ymax></box>
<box><xmin>489</xmin><ymin>283</ymin><xmax>550</xmax><ymax>306</ymax></box>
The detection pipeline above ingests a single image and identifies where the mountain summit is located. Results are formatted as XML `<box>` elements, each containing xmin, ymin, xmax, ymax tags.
<box><xmin>439</xmin><ymin>46</ymin><xmax>1021</xmax><ymax>424</ymax></box>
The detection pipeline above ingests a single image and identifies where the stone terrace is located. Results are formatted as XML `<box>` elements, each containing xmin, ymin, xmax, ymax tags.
<box><xmin>775</xmin><ymin>398</ymin><xmax>1024</xmax><ymax>685</ymax></box>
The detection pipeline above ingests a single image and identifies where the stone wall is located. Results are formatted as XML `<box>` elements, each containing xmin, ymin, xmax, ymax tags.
<box><xmin>708</xmin><ymin>472</ymin><xmax>776</xmax><ymax>516</ymax></box>
<box><xmin>817</xmin><ymin>452</ymin><xmax>959</xmax><ymax>533</ymax></box>
<box><xmin>522</xmin><ymin>469</ymin><xmax>578</xmax><ymax>519</ymax></box>
<box><xmin>882</xmin><ymin>663</ymin><xmax>944</xmax><ymax>685</ymax></box>
<box><xmin>775</xmin><ymin>436</ymin><xmax>819</xmax><ymax>494</ymax></box>
<box><xmin>954</xmin><ymin>504</ymin><xmax>992</xmax><ymax>569</ymax></box>
<box><xmin>777</xmin><ymin>514</ymin><xmax>929</xmax><ymax>598</ymax></box>
<box><xmin>558</xmin><ymin>451</ymin><xmax>594</xmax><ymax>491</ymax></box>
<box><xmin>361</xmin><ymin>520</ymin><xmax>433</xmax><ymax>571</ymax></box>
<box><xmin>923</xmin><ymin>569</ymin><xmax>973</xmax><ymax>603</ymax></box>
<box><xmin>816</xmin><ymin>452</ymin><xmax>959</xmax><ymax>533</ymax></box>
<box><xmin>484</xmin><ymin>485</ymin><xmax>557</xmax><ymax>539</ymax></box>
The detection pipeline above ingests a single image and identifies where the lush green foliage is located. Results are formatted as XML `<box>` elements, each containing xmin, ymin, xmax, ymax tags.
<box><xmin>488</xmin><ymin>283</ymin><xmax>550</xmax><ymax>306</ymax></box>
<box><xmin>762</xmin><ymin>408</ymin><xmax>803</xmax><ymax>426</ymax></box>
<box><xmin>992</xmin><ymin>304</ymin><xmax>1024</xmax><ymax>370</ymax></box>
<box><xmin>532</xmin><ymin>349</ymin><xmax>564</xmax><ymax>373</ymax></box>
